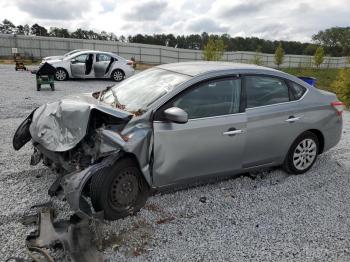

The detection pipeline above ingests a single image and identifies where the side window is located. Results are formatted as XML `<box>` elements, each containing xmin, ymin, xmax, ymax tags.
<box><xmin>172</xmin><ymin>78</ymin><xmax>241</xmax><ymax>119</ymax></box>
<box><xmin>96</xmin><ymin>54</ymin><xmax>112</xmax><ymax>62</ymax></box>
<box><xmin>73</xmin><ymin>54</ymin><xmax>88</xmax><ymax>63</ymax></box>
<box><xmin>245</xmin><ymin>76</ymin><xmax>290</xmax><ymax>108</ymax></box>
<box><xmin>289</xmin><ymin>81</ymin><xmax>306</xmax><ymax>100</ymax></box>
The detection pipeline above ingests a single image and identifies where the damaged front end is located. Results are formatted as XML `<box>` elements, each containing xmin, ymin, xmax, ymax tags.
<box><xmin>13</xmin><ymin>93</ymin><xmax>153</xmax><ymax>219</ymax></box>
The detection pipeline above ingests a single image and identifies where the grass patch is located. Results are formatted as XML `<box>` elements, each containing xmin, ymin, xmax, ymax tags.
<box><xmin>282</xmin><ymin>68</ymin><xmax>341</xmax><ymax>92</ymax></box>
<box><xmin>0</xmin><ymin>59</ymin><xmax>41</xmax><ymax>65</ymax></box>
<box><xmin>283</xmin><ymin>68</ymin><xmax>350</xmax><ymax>107</ymax></box>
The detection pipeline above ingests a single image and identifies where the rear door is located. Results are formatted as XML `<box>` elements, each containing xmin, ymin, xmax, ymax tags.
<box><xmin>94</xmin><ymin>53</ymin><xmax>113</xmax><ymax>78</ymax></box>
<box><xmin>152</xmin><ymin>77</ymin><xmax>246</xmax><ymax>187</ymax></box>
<box><xmin>242</xmin><ymin>75</ymin><xmax>302</xmax><ymax>168</ymax></box>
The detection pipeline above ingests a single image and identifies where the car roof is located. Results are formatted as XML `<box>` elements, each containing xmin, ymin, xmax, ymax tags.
<box><xmin>156</xmin><ymin>61</ymin><xmax>280</xmax><ymax>77</ymax></box>
<box><xmin>70</xmin><ymin>50</ymin><xmax>123</xmax><ymax>58</ymax></box>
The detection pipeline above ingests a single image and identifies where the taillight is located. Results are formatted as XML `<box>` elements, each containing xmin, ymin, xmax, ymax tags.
<box><xmin>331</xmin><ymin>101</ymin><xmax>345</xmax><ymax>116</ymax></box>
<box><xmin>126</xmin><ymin>61</ymin><xmax>133</xmax><ymax>66</ymax></box>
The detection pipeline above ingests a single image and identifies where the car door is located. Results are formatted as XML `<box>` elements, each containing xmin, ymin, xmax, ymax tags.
<box><xmin>94</xmin><ymin>53</ymin><xmax>113</xmax><ymax>78</ymax></box>
<box><xmin>242</xmin><ymin>75</ymin><xmax>302</xmax><ymax>168</ymax></box>
<box><xmin>152</xmin><ymin>77</ymin><xmax>246</xmax><ymax>187</ymax></box>
<box><xmin>70</xmin><ymin>53</ymin><xmax>88</xmax><ymax>78</ymax></box>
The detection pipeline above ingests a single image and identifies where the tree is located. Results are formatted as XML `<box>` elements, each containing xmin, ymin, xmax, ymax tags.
<box><xmin>0</xmin><ymin>19</ymin><xmax>16</xmax><ymax>34</ymax></box>
<box><xmin>303</xmin><ymin>44</ymin><xmax>318</xmax><ymax>55</ymax></box>
<box><xmin>202</xmin><ymin>36</ymin><xmax>225</xmax><ymax>61</ymax></box>
<box><xmin>312</xmin><ymin>27</ymin><xmax>350</xmax><ymax>56</ymax></box>
<box><xmin>49</xmin><ymin>27</ymin><xmax>70</xmax><ymax>38</ymax></box>
<box><xmin>31</xmin><ymin>24</ymin><xmax>48</xmax><ymax>36</ymax></box>
<box><xmin>251</xmin><ymin>47</ymin><xmax>263</xmax><ymax>65</ymax></box>
<box><xmin>331</xmin><ymin>68</ymin><xmax>350</xmax><ymax>107</ymax></box>
<box><xmin>23</xmin><ymin>24</ymin><xmax>30</xmax><ymax>35</ymax></box>
<box><xmin>119</xmin><ymin>35</ymin><xmax>126</xmax><ymax>42</ymax></box>
<box><xmin>314</xmin><ymin>46</ymin><xmax>324</xmax><ymax>68</ymax></box>
<box><xmin>71</xmin><ymin>28</ymin><xmax>91</xmax><ymax>39</ymax></box>
<box><xmin>16</xmin><ymin>25</ymin><xmax>25</xmax><ymax>35</ymax></box>
<box><xmin>274</xmin><ymin>43</ymin><xmax>285</xmax><ymax>68</ymax></box>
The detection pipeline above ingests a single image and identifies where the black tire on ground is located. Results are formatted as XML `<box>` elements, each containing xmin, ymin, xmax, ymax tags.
<box><xmin>55</xmin><ymin>68</ymin><xmax>68</xmax><ymax>81</ymax></box>
<box><xmin>283</xmin><ymin>131</ymin><xmax>319</xmax><ymax>174</ymax></box>
<box><xmin>90</xmin><ymin>157</ymin><xmax>149</xmax><ymax>220</ymax></box>
<box><xmin>50</xmin><ymin>83</ymin><xmax>55</xmax><ymax>91</ymax></box>
<box><xmin>37</xmin><ymin>84</ymin><xmax>41</xmax><ymax>91</ymax></box>
<box><xmin>111</xmin><ymin>69</ymin><xmax>125</xmax><ymax>82</ymax></box>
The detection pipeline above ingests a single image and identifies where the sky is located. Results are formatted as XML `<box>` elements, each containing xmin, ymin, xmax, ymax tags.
<box><xmin>0</xmin><ymin>0</ymin><xmax>349</xmax><ymax>42</ymax></box>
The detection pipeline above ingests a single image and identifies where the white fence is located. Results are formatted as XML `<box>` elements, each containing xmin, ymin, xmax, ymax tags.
<box><xmin>0</xmin><ymin>34</ymin><xmax>348</xmax><ymax>68</ymax></box>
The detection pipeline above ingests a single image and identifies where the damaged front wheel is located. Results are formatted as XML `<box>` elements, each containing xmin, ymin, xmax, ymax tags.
<box><xmin>90</xmin><ymin>158</ymin><xmax>149</xmax><ymax>220</ymax></box>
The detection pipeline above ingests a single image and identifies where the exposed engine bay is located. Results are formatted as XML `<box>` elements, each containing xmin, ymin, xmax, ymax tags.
<box><xmin>13</xmin><ymin>90</ymin><xmax>153</xmax><ymax>219</ymax></box>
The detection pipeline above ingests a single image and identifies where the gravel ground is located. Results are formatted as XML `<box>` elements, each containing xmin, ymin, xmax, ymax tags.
<box><xmin>1</xmin><ymin>64</ymin><xmax>350</xmax><ymax>261</ymax></box>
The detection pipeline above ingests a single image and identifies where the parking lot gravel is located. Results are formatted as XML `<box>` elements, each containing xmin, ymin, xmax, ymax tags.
<box><xmin>0</xmin><ymin>64</ymin><xmax>350</xmax><ymax>261</ymax></box>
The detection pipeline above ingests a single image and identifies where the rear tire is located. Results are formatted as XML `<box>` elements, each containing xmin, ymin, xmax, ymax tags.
<box><xmin>90</xmin><ymin>158</ymin><xmax>149</xmax><ymax>220</ymax></box>
<box><xmin>283</xmin><ymin>131</ymin><xmax>319</xmax><ymax>174</ymax></box>
<box><xmin>111</xmin><ymin>69</ymin><xmax>124</xmax><ymax>82</ymax></box>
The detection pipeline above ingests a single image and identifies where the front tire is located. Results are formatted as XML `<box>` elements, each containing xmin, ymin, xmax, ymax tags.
<box><xmin>90</xmin><ymin>158</ymin><xmax>149</xmax><ymax>220</ymax></box>
<box><xmin>111</xmin><ymin>69</ymin><xmax>125</xmax><ymax>82</ymax></box>
<box><xmin>55</xmin><ymin>68</ymin><xmax>68</xmax><ymax>81</ymax></box>
<box><xmin>283</xmin><ymin>131</ymin><xmax>319</xmax><ymax>174</ymax></box>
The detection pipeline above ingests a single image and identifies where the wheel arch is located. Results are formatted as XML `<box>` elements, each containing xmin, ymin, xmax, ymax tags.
<box><xmin>82</xmin><ymin>152</ymin><xmax>151</xmax><ymax>197</ymax></box>
<box><xmin>110</xmin><ymin>68</ymin><xmax>125</xmax><ymax>79</ymax></box>
<box><xmin>55</xmin><ymin>67</ymin><xmax>70</xmax><ymax>79</ymax></box>
<box><xmin>284</xmin><ymin>128</ymin><xmax>325</xmax><ymax>163</ymax></box>
<box><xmin>306</xmin><ymin>129</ymin><xmax>325</xmax><ymax>154</ymax></box>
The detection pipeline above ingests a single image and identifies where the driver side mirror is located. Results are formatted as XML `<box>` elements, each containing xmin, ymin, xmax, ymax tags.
<box><xmin>164</xmin><ymin>107</ymin><xmax>188</xmax><ymax>124</ymax></box>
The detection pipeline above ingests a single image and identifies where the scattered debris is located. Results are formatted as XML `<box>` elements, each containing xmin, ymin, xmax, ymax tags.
<box><xmin>156</xmin><ymin>217</ymin><xmax>175</xmax><ymax>225</ymax></box>
<box><xmin>24</xmin><ymin>208</ymin><xmax>103</xmax><ymax>262</ymax></box>
<box><xmin>199</xmin><ymin>196</ymin><xmax>207</xmax><ymax>203</ymax></box>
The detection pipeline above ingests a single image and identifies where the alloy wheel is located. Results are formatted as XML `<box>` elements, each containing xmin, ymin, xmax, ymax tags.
<box><xmin>292</xmin><ymin>138</ymin><xmax>317</xmax><ymax>171</ymax></box>
<box><xmin>113</xmin><ymin>70</ymin><xmax>124</xmax><ymax>81</ymax></box>
<box><xmin>55</xmin><ymin>69</ymin><xmax>66</xmax><ymax>81</ymax></box>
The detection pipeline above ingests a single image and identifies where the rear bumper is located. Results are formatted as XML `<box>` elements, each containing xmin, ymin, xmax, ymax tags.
<box><xmin>124</xmin><ymin>67</ymin><xmax>135</xmax><ymax>78</ymax></box>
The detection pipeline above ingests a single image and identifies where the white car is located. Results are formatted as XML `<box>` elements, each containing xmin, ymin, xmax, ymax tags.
<box><xmin>42</xmin><ymin>49</ymin><xmax>87</xmax><ymax>62</ymax></box>
<box><xmin>44</xmin><ymin>50</ymin><xmax>135</xmax><ymax>82</ymax></box>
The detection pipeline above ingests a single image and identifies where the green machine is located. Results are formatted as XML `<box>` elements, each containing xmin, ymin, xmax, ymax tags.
<box><xmin>35</xmin><ymin>62</ymin><xmax>56</xmax><ymax>91</ymax></box>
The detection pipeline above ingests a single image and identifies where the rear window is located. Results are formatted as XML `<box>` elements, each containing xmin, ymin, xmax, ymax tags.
<box><xmin>289</xmin><ymin>81</ymin><xmax>307</xmax><ymax>100</ymax></box>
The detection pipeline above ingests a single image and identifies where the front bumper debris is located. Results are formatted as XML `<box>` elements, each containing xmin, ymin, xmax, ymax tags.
<box><xmin>61</xmin><ymin>152</ymin><xmax>122</xmax><ymax>219</ymax></box>
<box><xmin>25</xmin><ymin>207</ymin><xmax>103</xmax><ymax>262</ymax></box>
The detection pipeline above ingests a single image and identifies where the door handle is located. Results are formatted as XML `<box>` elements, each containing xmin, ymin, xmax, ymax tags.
<box><xmin>223</xmin><ymin>129</ymin><xmax>244</xmax><ymax>136</ymax></box>
<box><xmin>285</xmin><ymin>116</ymin><xmax>302</xmax><ymax>123</ymax></box>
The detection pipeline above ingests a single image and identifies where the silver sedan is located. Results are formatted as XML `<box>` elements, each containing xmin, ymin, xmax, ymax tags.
<box><xmin>13</xmin><ymin>62</ymin><xmax>344</xmax><ymax>220</ymax></box>
<box><xmin>42</xmin><ymin>50</ymin><xmax>135</xmax><ymax>82</ymax></box>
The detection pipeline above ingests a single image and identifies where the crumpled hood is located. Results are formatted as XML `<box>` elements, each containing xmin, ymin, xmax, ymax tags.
<box><xmin>30</xmin><ymin>93</ymin><xmax>132</xmax><ymax>152</ymax></box>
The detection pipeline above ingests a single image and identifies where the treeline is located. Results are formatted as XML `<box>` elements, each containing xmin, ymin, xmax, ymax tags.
<box><xmin>1</xmin><ymin>19</ymin><xmax>349</xmax><ymax>57</ymax></box>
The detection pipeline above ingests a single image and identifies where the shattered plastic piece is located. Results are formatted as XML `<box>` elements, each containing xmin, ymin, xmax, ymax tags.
<box><xmin>26</xmin><ymin>208</ymin><xmax>103</xmax><ymax>262</ymax></box>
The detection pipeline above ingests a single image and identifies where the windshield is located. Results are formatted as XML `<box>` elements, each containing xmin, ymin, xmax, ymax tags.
<box><xmin>100</xmin><ymin>68</ymin><xmax>190</xmax><ymax>113</ymax></box>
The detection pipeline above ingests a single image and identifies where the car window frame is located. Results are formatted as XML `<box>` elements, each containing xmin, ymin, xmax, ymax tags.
<box><xmin>96</xmin><ymin>53</ymin><xmax>112</xmax><ymax>62</ymax></box>
<box><xmin>286</xmin><ymin>80</ymin><xmax>307</xmax><ymax>101</ymax></box>
<box><xmin>72</xmin><ymin>53</ymin><xmax>89</xmax><ymax>63</ymax></box>
<box><xmin>242</xmin><ymin>74</ymin><xmax>297</xmax><ymax>110</ymax></box>
<box><xmin>153</xmin><ymin>75</ymin><xmax>244</xmax><ymax>122</ymax></box>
